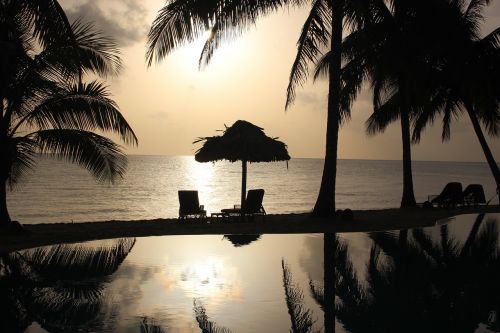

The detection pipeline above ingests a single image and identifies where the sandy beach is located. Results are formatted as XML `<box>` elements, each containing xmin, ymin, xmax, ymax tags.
<box><xmin>1</xmin><ymin>205</ymin><xmax>499</xmax><ymax>253</ymax></box>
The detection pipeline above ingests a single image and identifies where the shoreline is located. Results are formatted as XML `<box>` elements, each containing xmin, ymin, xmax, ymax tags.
<box><xmin>1</xmin><ymin>205</ymin><xmax>499</xmax><ymax>252</ymax></box>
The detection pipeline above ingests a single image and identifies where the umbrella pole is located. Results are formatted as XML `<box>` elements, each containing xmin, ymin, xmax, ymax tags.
<box><xmin>241</xmin><ymin>160</ymin><xmax>247</xmax><ymax>210</ymax></box>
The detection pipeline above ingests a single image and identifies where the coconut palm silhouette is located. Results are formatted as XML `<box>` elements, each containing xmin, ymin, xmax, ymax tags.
<box><xmin>0</xmin><ymin>238</ymin><xmax>136</xmax><ymax>332</ymax></box>
<box><xmin>0</xmin><ymin>0</ymin><xmax>137</xmax><ymax>227</ymax></box>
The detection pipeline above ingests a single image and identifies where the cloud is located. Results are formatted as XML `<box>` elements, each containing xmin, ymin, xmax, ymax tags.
<box><xmin>295</xmin><ymin>89</ymin><xmax>327</xmax><ymax>112</ymax></box>
<box><xmin>61</xmin><ymin>0</ymin><xmax>148</xmax><ymax>47</ymax></box>
<box><xmin>148</xmin><ymin>111</ymin><xmax>169</xmax><ymax>120</ymax></box>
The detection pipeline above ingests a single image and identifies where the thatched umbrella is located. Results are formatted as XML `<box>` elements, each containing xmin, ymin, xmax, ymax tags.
<box><xmin>194</xmin><ymin>120</ymin><xmax>290</xmax><ymax>209</ymax></box>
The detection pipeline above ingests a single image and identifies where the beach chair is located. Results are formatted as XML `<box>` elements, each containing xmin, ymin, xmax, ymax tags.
<box><xmin>242</xmin><ymin>189</ymin><xmax>266</xmax><ymax>217</ymax></box>
<box><xmin>429</xmin><ymin>182</ymin><xmax>464</xmax><ymax>208</ymax></box>
<box><xmin>220</xmin><ymin>189</ymin><xmax>266</xmax><ymax>219</ymax></box>
<box><xmin>178</xmin><ymin>190</ymin><xmax>206</xmax><ymax>220</ymax></box>
<box><xmin>463</xmin><ymin>184</ymin><xmax>486</xmax><ymax>207</ymax></box>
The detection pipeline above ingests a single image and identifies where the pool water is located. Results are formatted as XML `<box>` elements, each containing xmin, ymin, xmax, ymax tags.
<box><xmin>3</xmin><ymin>213</ymin><xmax>500</xmax><ymax>333</ymax></box>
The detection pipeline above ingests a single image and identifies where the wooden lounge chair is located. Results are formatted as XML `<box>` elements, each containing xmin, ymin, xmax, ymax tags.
<box><xmin>429</xmin><ymin>182</ymin><xmax>464</xmax><ymax>208</ymax></box>
<box><xmin>242</xmin><ymin>189</ymin><xmax>266</xmax><ymax>216</ymax></box>
<box><xmin>463</xmin><ymin>184</ymin><xmax>486</xmax><ymax>207</ymax></box>
<box><xmin>219</xmin><ymin>189</ymin><xmax>266</xmax><ymax>219</ymax></box>
<box><xmin>178</xmin><ymin>190</ymin><xmax>206</xmax><ymax>220</ymax></box>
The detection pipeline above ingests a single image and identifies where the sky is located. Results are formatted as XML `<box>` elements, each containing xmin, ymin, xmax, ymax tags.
<box><xmin>59</xmin><ymin>0</ymin><xmax>500</xmax><ymax>162</ymax></box>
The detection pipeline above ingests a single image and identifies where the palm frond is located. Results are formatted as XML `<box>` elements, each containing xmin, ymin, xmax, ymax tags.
<box><xmin>367</xmin><ymin>244</ymin><xmax>390</xmax><ymax>291</ymax></box>
<box><xmin>440</xmin><ymin>224</ymin><xmax>459</xmax><ymax>261</ymax></box>
<box><xmin>140</xmin><ymin>317</ymin><xmax>168</xmax><ymax>333</ymax></box>
<box><xmin>285</xmin><ymin>0</ymin><xmax>330</xmax><ymax>109</ymax></box>
<box><xmin>312</xmin><ymin>51</ymin><xmax>330</xmax><ymax>81</ymax></box>
<box><xmin>366</xmin><ymin>92</ymin><xmax>400</xmax><ymax>135</ymax></box>
<box><xmin>463</xmin><ymin>0</ymin><xmax>490</xmax><ymax>37</ymax></box>
<box><xmin>20</xmin><ymin>0</ymin><xmax>74</xmax><ymax>49</ymax></box>
<box><xmin>478</xmin><ymin>102</ymin><xmax>500</xmax><ymax>137</ymax></box>
<box><xmin>6</xmin><ymin>137</ymin><xmax>38</xmax><ymax>189</ymax></box>
<box><xmin>20</xmin><ymin>81</ymin><xmax>137</xmax><ymax>145</ymax></box>
<box><xmin>199</xmin><ymin>23</ymin><xmax>221</xmax><ymax>68</ymax></box>
<box><xmin>411</xmin><ymin>228</ymin><xmax>443</xmax><ymax>263</ymax></box>
<box><xmin>468</xmin><ymin>218</ymin><xmax>498</xmax><ymax>260</ymax></box>
<box><xmin>281</xmin><ymin>259</ymin><xmax>315</xmax><ymax>333</ymax></box>
<box><xmin>369</xmin><ymin>231</ymin><xmax>401</xmax><ymax>260</ymax></box>
<box><xmin>309</xmin><ymin>280</ymin><xmax>324</xmax><ymax>310</ymax></box>
<box><xmin>339</xmin><ymin>58</ymin><xmax>366</xmax><ymax>116</ymax></box>
<box><xmin>8</xmin><ymin>72</ymin><xmax>62</xmax><ymax>122</ymax></box>
<box><xmin>412</xmin><ymin>89</ymin><xmax>448</xmax><ymax>143</ymax></box>
<box><xmin>71</xmin><ymin>20</ymin><xmax>122</xmax><ymax>77</ymax></box>
<box><xmin>460</xmin><ymin>213</ymin><xmax>485</xmax><ymax>258</ymax></box>
<box><xmin>335</xmin><ymin>237</ymin><xmax>364</xmax><ymax>309</ymax></box>
<box><xmin>194</xmin><ymin>299</ymin><xmax>233</xmax><ymax>333</ymax></box>
<box><xmin>479</xmin><ymin>26</ymin><xmax>500</xmax><ymax>49</ymax></box>
<box><xmin>27</xmin><ymin>286</ymin><xmax>103</xmax><ymax>321</ymax></box>
<box><xmin>23</xmin><ymin>238</ymin><xmax>136</xmax><ymax>279</ymax></box>
<box><xmin>146</xmin><ymin>0</ymin><xmax>304</xmax><ymax>67</ymax></box>
<box><xmin>28</xmin><ymin>129</ymin><xmax>128</xmax><ymax>183</ymax></box>
<box><xmin>441</xmin><ymin>99</ymin><xmax>462</xmax><ymax>141</ymax></box>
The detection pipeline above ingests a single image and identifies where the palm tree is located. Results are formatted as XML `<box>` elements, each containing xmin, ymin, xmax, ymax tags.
<box><xmin>412</xmin><ymin>0</ymin><xmax>500</xmax><ymax>202</ymax></box>
<box><xmin>0</xmin><ymin>238</ymin><xmax>136</xmax><ymax>332</ymax></box>
<box><xmin>146</xmin><ymin>0</ymin><xmax>366</xmax><ymax>217</ymax></box>
<box><xmin>319</xmin><ymin>1</ymin><xmax>449</xmax><ymax>208</ymax></box>
<box><xmin>0</xmin><ymin>1</ymin><xmax>138</xmax><ymax>226</ymax></box>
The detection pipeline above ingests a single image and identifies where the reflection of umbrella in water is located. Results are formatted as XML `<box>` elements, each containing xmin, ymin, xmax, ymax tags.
<box><xmin>195</xmin><ymin>120</ymin><xmax>290</xmax><ymax>209</ymax></box>
<box><xmin>223</xmin><ymin>234</ymin><xmax>262</xmax><ymax>247</ymax></box>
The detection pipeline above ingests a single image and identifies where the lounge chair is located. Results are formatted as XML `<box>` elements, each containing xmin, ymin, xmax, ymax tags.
<box><xmin>429</xmin><ymin>182</ymin><xmax>464</xmax><ymax>208</ymax></box>
<box><xmin>178</xmin><ymin>190</ymin><xmax>206</xmax><ymax>220</ymax></box>
<box><xmin>463</xmin><ymin>184</ymin><xmax>486</xmax><ymax>207</ymax></box>
<box><xmin>242</xmin><ymin>189</ymin><xmax>266</xmax><ymax>216</ymax></box>
<box><xmin>220</xmin><ymin>189</ymin><xmax>266</xmax><ymax>218</ymax></box>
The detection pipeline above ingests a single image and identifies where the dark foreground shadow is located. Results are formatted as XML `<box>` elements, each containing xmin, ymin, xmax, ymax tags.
<box><xmin>320</xmin><ymin>214</ymin><xmax>500</xmax><ymax>333</ymax></box>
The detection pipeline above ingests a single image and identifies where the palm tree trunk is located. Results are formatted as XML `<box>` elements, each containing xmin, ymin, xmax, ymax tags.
<box><xmin>400</xmin><ymin>103</ymin><xmax>417</xmax><ymax>208</ymax></box>
<box><xmin>312</xmin><ymin>0</ymin><xmax>344</xmax><ymax>218</ymax></box>
<box><xmin>466</xmin><ymin>105</ymin><xmax>500</xmax><ymax>204</ymax></box>
<box><xmin>0</xmin><ymin>97</ymin><xmax>12</xmax><ymax>225</ymax></box>
<box><xmin>324</xmin><ymin>233</ymin><xmax>336</xmax><ymax>333</ymax></box>
<box><xmin>0</xmin><ymin>176</ymin><xmax>11</xmax><ymax>225</ymax></box>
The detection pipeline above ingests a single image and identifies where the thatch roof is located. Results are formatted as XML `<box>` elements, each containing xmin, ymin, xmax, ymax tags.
<box><xmin>223</xmin><ymin>234</ymin><xmax>261</xmax><ymax>247</ymax></box>
<box><xmin>194</xmin><ymin>120</ymin><xmax>290</xmax><ymax>163</ymax></box>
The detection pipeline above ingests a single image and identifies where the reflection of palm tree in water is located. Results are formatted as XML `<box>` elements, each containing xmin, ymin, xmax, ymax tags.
<box><xmin>309</xmin><ymin>233</ymin><xmax>361</xmax><ymax>333</ymax></box>
<box><xmin>0</xmin><ymin>238</ymin><xmax>135</xmax><ymax>332</ymax></box>
<box><xmin>327</xmin><ymin>214</ymin><xmax>500</xmax><ymax>333</ymax></box>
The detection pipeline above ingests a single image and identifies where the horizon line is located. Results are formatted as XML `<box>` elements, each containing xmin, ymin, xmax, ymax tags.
<box><xmin>124</xmin><ymin>153</ymin><xmax>495</xmax><ymax>164</ymax></box>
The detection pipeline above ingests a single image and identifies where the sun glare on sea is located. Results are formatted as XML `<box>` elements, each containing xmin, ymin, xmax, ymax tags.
<box><xmin>188</xmin><ymin>159</ymin><xmax>214</xmax><ymax>189</ymax></box>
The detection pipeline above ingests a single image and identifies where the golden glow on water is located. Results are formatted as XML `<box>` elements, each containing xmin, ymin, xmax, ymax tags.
<box><xmin>177</xmin><ymin>256</ymin><xmax>242</xmax><ymax>300</ymax></box>
<box><xmin>188</xmin><ymin>158</ymin><xmax>214</xmax><ymax>190</ymax></box>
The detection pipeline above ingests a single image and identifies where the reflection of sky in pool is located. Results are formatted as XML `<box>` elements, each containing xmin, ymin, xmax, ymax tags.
<box><xmin>9</xmin><ymin>213</ymin><xmax>500</xmax><ymax>332</ymax></box>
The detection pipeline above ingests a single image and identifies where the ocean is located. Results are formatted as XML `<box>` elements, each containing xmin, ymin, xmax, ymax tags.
<box><xmin>7</xmin><ymin>155</ymin><xmax>497</xmax><ymax>224</ymax></box>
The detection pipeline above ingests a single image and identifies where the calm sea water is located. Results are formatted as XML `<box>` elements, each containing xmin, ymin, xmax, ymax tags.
<box><xmin>7</xmin><ymin>155</ymin><xmax>497</xmax><ymax>224</ymax></box>
<box><xmin>7</xmin><ymin>214</ymin><xmax>500</xmax><ymax>332</ymax></box>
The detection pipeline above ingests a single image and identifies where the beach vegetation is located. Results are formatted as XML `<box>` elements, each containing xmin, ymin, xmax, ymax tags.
<box><xmin>0</xmin><ymin>0</ymin><xmax>138</xmax><ymax>227</ymax></box>
<box><xmin>329</xmin><ymin>1</ymin><xmax>440</xmax><ymax>208</ymax></box>
<box><xmin>146</xmin><ymin>0</ymin><xmax>499</xmax><ymax>215</ymax></box>
<box><xmin>411</xmin><ymin>0</ymin><xmax>500</xmax><ymax>202</ymax></box>
<box><xmin>146</xmin><ymin>0</ymin><xmax>350</xmax><ymax>217</ymax></box>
